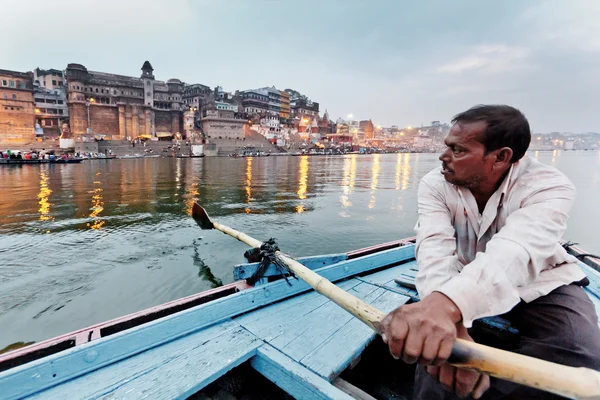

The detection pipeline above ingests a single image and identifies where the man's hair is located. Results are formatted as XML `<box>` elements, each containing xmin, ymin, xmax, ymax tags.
<box><xmin>452</xmin><ymin>105</ymin><xmax>531</xmax><ymax>162</ymax></box>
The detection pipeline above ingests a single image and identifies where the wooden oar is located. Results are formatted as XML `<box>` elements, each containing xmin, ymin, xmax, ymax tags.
<box><xmin>192</xmin><ymin>202</ymin><xmax>600</xmax><ymax>400</ymax></box>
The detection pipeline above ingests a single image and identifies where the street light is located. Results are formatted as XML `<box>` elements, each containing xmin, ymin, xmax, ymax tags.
<box><xmin>86</xmin><ymin>97</ymin><xmax>95</xmax><ymax>135</ymax></box>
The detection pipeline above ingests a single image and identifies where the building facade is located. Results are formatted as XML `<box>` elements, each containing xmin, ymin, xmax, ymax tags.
<box><xmin>65</xmin><ymin>61</ymin><xmax>183</xmax><ymax>140</ymax></box>
<box><xmin>291</xmin><ymin>98</ymin><xmax>319</xmax><ymax>117</ymax></box>
<box><xmin>359</xmin><ymin>120</ymin><xmax>374</xmax><ymax>140</ymax></box>
<box><xmin>200</xmin><ymin>109</ymin><xmax>247</xmax><ymax>140</ymax></box>
<box><xmin>33</xmin><ymin>68</ymin><xmax>64</xmax><ymax>90</ymax></box>
<box><xmin>32</xmin><ymin>67</ymin><xmax>69</xmax><ymax>137</ymax></box>
<box><xmin>182</xmin><ymin>83</ymin><xmax>211</xmax><ymax>112</ymax></box>
<box><xmin>279</xmin><ymin>90</ymin><xmax>290</xmax><ymax>118</ymax></box>
<box><xmin>0</xmin><ymin>69</ymin><xmax>35</xmax><ymax>142</ymax></box>
<box><xmin>242</xmin><ymin>89</ymin><xmax>270</xmax><ymax>115</ymax></box>
<box><xmin>33</xmin><ymin>87</ymin><xmax>69</xmax><ymax>137</ymax></box>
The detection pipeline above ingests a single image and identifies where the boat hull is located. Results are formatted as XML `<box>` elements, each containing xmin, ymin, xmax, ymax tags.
<box><xmin>0</xmin><ymin>238</ymin><xmax>598</xmax><ymax>400</ymax></box>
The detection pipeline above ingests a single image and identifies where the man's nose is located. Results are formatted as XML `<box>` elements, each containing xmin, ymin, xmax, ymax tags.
<box><xmin>439</xmin><ymin>148</ymin><xmax>450</xmax><ymax>162</ymax></box>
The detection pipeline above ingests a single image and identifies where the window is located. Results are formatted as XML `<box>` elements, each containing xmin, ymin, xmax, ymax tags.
<box><xmin>12</xmin><ymin>94</ymin><xmax>16</xmax><ymax>100</ymax></box>
<box><xmin>35</xmin><ymin>98</ymin><xmax>44</xmax><ymax>103</ymax></box>
<box><xmin>95</xmin><ymin>88</ymin><xmax>98</xmax><ymax>93</ymax></box>
<box><xmin>9</xmin><ymin>80</ymin><xmax>15</xmax><ymax>87</ymax></box>
<box><xmin>52</xmin><ymin>80</ymin><xmax>57</xmax><ymax>86</ymax></box>
<box><xmin>58</xmin><ymin>109</ymin><xmax>63</xmax><ymax>115</ymax></box>
<box><xmin>1</xmin><ymin>80</ymin><xmax>6</xmax><ymax>86</ymax></box>
<box><xmin>58</xmin><ymin>100</ymin><xmax>63</xmax><ymax>104</ymax></box>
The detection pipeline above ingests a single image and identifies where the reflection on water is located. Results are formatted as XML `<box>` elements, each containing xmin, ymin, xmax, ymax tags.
<box><xmin>87</xmin><ymin>171</ymin><xmax>105</xmax><ymax>230</ymax></box>
<box><xmin>368</xmin><ymin>154</ymin><xmax>380</xmax><ymax>209</ymax></box>
<box><xmin>0</xmin><ymin>151</ymin><xmax>598</xmax><ymax>349</ymax></box>
<box><xmin>245</xmin><ymin>157</ymin><xmax>253</xmax><ymax>214</ymax></box>
<box><xmin>37</xmin><ymin>169</ymin><xmax>53</xmax><ymax>225</ymax></box>
<box><xmin>296</xmin><ymin>156</ymin><xmax>309</xmax><ymax>214</ymax></box>
<box><xmin>193</xmin><ymin>239</ymin><xmax>223</xmax><ymax>288</ymax></box>
<box><xmin>0</xmin><ymin>341</ymin><xmax>35</xmax><ymax>355</ymax></box>
<box><xmin>340</xmin><ymin>154</ymin><xmax>357</xmax><ymax>210</ymax></box>
<box><xmin>402</xmin><ymin>153</ymin><xmax>411</xmax><ymax>191</ymax></box>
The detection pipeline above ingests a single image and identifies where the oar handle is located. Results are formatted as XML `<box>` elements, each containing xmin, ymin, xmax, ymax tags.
<box><xmin>213</xmin><ymin>222</ymin><xmax>600</xmax><ymax>399</ymax></box>
<box><xmin>450</xmin><ymin>339</ymin><xmax>600</xmax><ymax>400</ymax></box>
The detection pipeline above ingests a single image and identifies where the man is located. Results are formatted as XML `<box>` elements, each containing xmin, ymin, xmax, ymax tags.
<box><xmin>381</xmin><ymin>105</ymin><xmax>600</xmax><ymax>399</ymax></box>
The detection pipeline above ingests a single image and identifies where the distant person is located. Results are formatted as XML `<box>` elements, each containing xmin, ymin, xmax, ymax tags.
<box><xmin>381</xmin><ymin>105</ymin><xmax>600</xmax><ymax>399</ymax></box>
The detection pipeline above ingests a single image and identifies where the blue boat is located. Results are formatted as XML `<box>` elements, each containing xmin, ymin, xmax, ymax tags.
<box><xmin>0</xmin><ymin>237</ymin><xmax>598</xmax><ymax>400</ymax></box>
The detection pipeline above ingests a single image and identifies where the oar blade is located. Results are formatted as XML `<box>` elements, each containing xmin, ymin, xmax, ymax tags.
<box><xmin>192</xmin><ymin>202</ymin><xmax>214</xmax><ymax>230</ymax></box>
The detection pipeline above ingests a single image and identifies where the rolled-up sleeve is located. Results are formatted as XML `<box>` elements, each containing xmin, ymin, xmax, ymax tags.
<box><xmin>436</xmin><ymin>182</ymin><xmax>576</xmax><ymax>327</ymax></box>
<box><xmin>414</xmin><ymin>179</ymin><xmax>463</xmax><ymax>298</ymax></box>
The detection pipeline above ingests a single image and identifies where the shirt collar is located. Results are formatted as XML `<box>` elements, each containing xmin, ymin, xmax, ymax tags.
<box><xmin>497</xmin><ymin>162</ymin><xmax>515</xmax><ymax>206</ymax></box>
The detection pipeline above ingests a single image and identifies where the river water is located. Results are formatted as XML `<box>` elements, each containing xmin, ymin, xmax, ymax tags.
<box><xmin>0</xmin><ymin>150</ymin><xmax>599</xmax><ymax>350</ymax></box>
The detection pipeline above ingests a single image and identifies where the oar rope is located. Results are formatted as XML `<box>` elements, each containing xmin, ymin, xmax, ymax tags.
<box><xmin>192</xmin><ymin>203</ymin><xmax>600</xmax><ymax>400</ymax></box>
<box><xmin>243</xmin><ymin>238</ymin><xmax>297</xmax><ymax>286</ymax></box>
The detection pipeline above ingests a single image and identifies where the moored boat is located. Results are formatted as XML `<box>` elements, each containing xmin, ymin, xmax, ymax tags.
<box><xmin>0</xmin><ymin>158</ymin><xmax>84</xmax><ymax>165</ymax></box>
<box><xmin>176</xmin><ymin>154</ymin><xmax>205</xmax><ymax>158</ymax></box>
<box><xmin>0</xmin><ymin>238</ymin><xmax>598</xmax><ymax>399</ymax></box>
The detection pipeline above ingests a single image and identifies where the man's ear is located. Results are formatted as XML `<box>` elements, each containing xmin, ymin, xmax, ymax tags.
<box><xmin>495</xmin><ymin>147</ymin><xmax>513</xmax><ymax>164</ymax></box>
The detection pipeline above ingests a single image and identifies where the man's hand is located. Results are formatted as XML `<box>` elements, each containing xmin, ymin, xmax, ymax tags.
<box><xmin>380</xmin><ymin>292</ymin><xmax>461</xmax><ymax>365</ymax></box>
<box><xmin>426</xmin><ymin>324</ymin><xmax>490</xmax><ymax>399</ymax></box>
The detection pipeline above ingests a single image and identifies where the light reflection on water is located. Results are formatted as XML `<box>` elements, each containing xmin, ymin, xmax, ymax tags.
<box><xmin>37</xmin><ymin>169</ymin><xmax>53</xmax><ymax>224</ymax></box>
<box><xmin>0</xmin><ymin>151</ymin><xmax>598</xmax><ymax>349</ymax></box>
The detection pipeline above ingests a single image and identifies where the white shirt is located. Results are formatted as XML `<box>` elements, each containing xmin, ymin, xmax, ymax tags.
<box><xmin>414</xmin><ymin>156</ymin><xmax>586</xmax><ymax>327</ymax></box>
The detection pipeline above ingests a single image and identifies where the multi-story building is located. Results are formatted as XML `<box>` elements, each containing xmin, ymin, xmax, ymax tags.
<box><xmin>215</xmin><ymin>101</ymin><xmax>238</xmax><ymax>112</ymax></box>
<box><xmin>285</xmin><ymin>88</ymin><xmax>319</xmax><ymax>118</ymax></box>
<box><xmin>242</xmin><ymin>86</ymin><xmax>289</xmax><ymax>117</ymax></box>
<box><xmin>291</xmin><ymin>98</ymin><xmax>319</xmax><ymax>117</ymax></box>
<box><xmin>279</xmin><ymin>90</ymin><xmax>290</xmax><ymax>119</ymax></box>
<box><xmin>33</xmin><ymin>87</ymin><xmax>68</xmax><ymax>137</ymax></box>
<box><xmin>0</xmin><ymin>69</ymin><xmax>35</xmax><ymax>142</ymax></box>
<box><xmin>65</xmin><ymin>61</ymin><xmax>183</xmax><ymax>140</ymax></box>
<box><xmin>264</xmin><ymin>86</ymin><xmax>282</xmax><ymax>116</ymax></box>
<box><xmin>33</xmin><ymin>68</ymin><xmax>64</xmax><ymax>90</ymax></box>
<box><xmin>242</xmin><ymin>88</ymin><xmax>270</xmax><ymax>115</ymax></box>
<box><xmin>33</xmin><ymin>67</ymin><xmax>69</xmax><ymax>137</ymax></box>
<box><xmin>182</xmin><ymin>83</ymin><xmax>211</xmax><ymax>112</ymax></box>
<box><xmin>200</xmin><ymin>109</ymin><xmax>247</xmax><ymax>140</ymax></box>
<box><xmin>359</xmin><ymin>120</ymin><xmax>374</xmax><ymax>140</ymax></box>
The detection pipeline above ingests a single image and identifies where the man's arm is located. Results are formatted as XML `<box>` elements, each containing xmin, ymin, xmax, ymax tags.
<box><xmin>414</xmin><ymin>179</ymin><xmax>464</xmax><ymax>296</ymax></box>
<box><xmin>436</xmin><ymin>181</ymin><xmax>576</xmax><ymax>327</ymax></box>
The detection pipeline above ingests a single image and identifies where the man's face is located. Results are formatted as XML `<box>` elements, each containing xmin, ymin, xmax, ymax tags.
<box><xmin>439</xmin><ymin>121</ymin><xmax>493</xmax><ymax>187</ymax></box>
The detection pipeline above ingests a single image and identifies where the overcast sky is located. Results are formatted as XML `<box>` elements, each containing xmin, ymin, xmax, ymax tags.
<box><xmin>5</xmin><ymin>0</ymin><xmax>600</xmax><ymax>132</ymax></box>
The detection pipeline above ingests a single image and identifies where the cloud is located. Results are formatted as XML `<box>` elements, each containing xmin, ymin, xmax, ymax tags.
<box><xmin>2</xmin><ymin>0</ymin><xmax>600</xmax><ymax>132</ymax></box>
<box><xmin>437</xmin><ymin>45</ymin><xmax>532</xmax><ymax>74</ymax></box>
